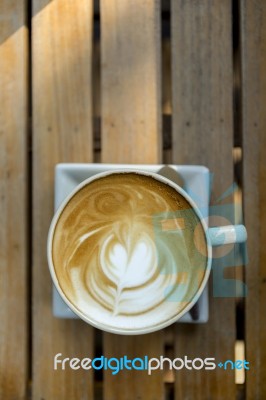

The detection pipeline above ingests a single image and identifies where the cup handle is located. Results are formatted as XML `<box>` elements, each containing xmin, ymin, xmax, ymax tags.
<box><xmin>208</xmin><ymin>225</ymin><xmax>247</xmax><ymax>247</ymax></box>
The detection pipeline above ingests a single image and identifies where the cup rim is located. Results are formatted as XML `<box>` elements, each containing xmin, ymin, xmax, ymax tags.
<box><xmin>47</xmin><ymin>168</ymin><xmax>212</xmax><ymax>335</ymax></box>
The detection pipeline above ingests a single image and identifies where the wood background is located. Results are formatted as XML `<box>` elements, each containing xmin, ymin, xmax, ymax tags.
<box><xmin>0</xmin><ymin>0</ymin><xmax>265</xmax><ymax>399</ymax></box>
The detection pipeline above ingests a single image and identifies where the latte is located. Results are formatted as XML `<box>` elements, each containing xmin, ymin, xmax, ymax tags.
<box><xmin>51</xmin><ymin>172</ymin><xmax>207</xmax><ymax>333</ymax></box>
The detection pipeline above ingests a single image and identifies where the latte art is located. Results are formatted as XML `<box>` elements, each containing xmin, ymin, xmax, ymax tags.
<box><xmin>52</xmin><ymin>173</ymin><xmax>207</xmax><ymax>332</ymax></box>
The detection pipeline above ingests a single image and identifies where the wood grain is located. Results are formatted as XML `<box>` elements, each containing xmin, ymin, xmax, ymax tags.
<box><xmin>171</xmin><ymin>1</ymin><xmax>236</xmax><ymax>398</ymax></box>
<box><xmin>101</xmin><ymin>1</ymin><xmax>164</xmax><ymax>399</ymax></box>
<box><xmin>0</xmin><ymin>1</ymin><xmax>28</xmax><ymax>399</ymax></box>
<box><xmin>101</xmin><ymin>0</ymin><xmax>162</xmax><ymax>164</ymax></box>
<box><xmin>32</xmin><ymin>1</ymin><xmax>94</xmax><ymax>398</ymax></box>
<box><xmin>240</xmin><ymin>1</ymin><xmax>266</xmax><ymax>398</ymax></box>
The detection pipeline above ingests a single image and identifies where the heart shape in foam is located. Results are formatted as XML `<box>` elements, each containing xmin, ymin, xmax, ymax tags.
<box><xmin>100</xmin><ymin>233</ymin><xmax>157</xmax><ymax>291</ymax></box>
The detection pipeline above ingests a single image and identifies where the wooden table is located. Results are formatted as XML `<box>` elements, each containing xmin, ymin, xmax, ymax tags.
<box><xmin>1</xmin><ymin>1</ymin><xmax>265</xmax><ymax>399</ymax></box>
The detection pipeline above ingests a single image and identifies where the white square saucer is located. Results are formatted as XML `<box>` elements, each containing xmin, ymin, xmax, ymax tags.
<box><xmin>52</xmin><ymin>164</ymin><xmax>210</xmax><ymax>323</ymax></box>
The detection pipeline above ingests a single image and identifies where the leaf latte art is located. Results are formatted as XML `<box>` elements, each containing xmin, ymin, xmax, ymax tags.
<box><xmin>52</xmin><ymin>173</ymin><xmax>207</xmax><ymax>332</ymax></box>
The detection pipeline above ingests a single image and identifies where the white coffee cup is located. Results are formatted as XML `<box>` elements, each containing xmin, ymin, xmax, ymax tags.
<box><xmin>47</xmin><ymin>169</ymin><xmax>247</xmax><ymax>334</ymax></box>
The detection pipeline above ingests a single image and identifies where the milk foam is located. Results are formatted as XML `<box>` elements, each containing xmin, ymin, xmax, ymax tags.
<box><xmin>52</xmin><ymin>173</ymin><xmax>207</xmax><ymax>331</ymax></box>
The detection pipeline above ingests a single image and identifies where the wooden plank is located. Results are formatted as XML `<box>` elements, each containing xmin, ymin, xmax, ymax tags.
<box><xmin>101</xmin><ymin>0</ymin><xmax>162</xmax><ymax>164</ymax></box>
<box><xmin>240</xmin><ymin>1</ymin><xmax>266</xmax><ymax>398</ymax></box>
<box><xmin>0</xmin><ymin>2</ymin><xmax>28</xmax><ymax>399</ymax></box>
<box><xmin>171</xmin><ymin>1</ymin><xmax>236</xmax><ymax>398</ymax></box>
<box><xmin>32</xmin><ymin>1</ymin><xmax>94</xmax><ymax>398</ymax></box>
<box><xmin>101</xmin><ymin>1</ymin><xmax>164</xmax><ymax>399</ymax></box>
